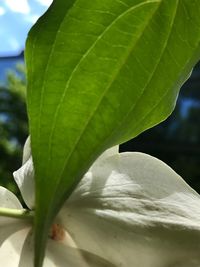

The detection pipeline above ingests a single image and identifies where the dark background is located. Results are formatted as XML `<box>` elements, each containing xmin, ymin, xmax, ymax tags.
<box><xmin>0</xmin><ymin>53</ymin><xmax>200</xmax><ymax>197</ymax></box>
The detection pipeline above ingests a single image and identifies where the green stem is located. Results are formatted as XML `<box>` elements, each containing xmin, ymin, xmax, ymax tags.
<box><xmin>0</xmin><ymin>207</ymin><xmax>34</xmax><ymax>221</ymax></box>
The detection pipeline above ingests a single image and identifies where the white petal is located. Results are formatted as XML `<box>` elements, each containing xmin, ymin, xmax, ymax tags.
<box><xmin>92</xmin><ymin>146</ymin><xmax>119</xmax><ymax>168</ymax></box>
<box><xmin>17</xmin><ymin>229</ymin><xmax>115</xmax><ymax>267</ymax></box>
<box><xmin>0</xmin><ymin>187</ymin><xmax>27</xmax><ymax>247</ymax></box>
<box><xmin>0</xmin><ymin>229</ymin><xmax>114</xmax><ymax>267</ymax></box>
<box><xmin>47</xmin><ymin>238</ymin><xmax>115</xmax><ymax>267</ymax></box>
<box><xmin>0</xmin><ymin>186</ymin><xmax>22</xmax><ymax>209</ymax></box>
<box><xmin>13</xmin><ymin>136</ymin><xmax>35</xmax><ymax>209</ymax></box>
<box><xmin>22</xmin><ymin>136</ymin><xmax>31</xmax><ymax>164</ymax></box>
<box><xmin>0</xmin><ymin>228</ymin><xmax>29</xmax><ymax>267</ymax></box>
<box><xmin>13</xmin><ymin>157</ymin><xmax>35</xmax><ymax>209</ymax></box>
<box><xmin>59</xmin><ymin>152</ymin><xmax>200</xmax><ymax>267</ymax></box>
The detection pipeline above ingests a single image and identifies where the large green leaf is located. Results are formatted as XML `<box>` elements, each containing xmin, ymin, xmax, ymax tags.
<box><xmin>25</xmin><ymin>0</ymin><xmax>200</xmax><ymax>265</ymax></box>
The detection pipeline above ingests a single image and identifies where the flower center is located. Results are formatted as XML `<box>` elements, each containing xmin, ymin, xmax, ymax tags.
<box><xmin>49</xmin><ymin>223</ymin><xmax>66</xmax><ymax>241</ymax></box>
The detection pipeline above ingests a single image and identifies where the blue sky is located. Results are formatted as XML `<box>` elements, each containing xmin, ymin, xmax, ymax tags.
<box><xmin>0</xmin><ymin>0</ymin><xmax>52</xmax><ymax>56</ymax></box>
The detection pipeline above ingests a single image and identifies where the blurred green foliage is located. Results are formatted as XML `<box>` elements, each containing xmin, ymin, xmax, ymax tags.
<box><xmin>0</xmin><ymin>63</ymin><xmax>28</xmax><ymax>196</ymax></box>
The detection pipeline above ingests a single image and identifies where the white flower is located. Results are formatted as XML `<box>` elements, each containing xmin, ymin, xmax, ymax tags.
<box><xmin>0</xmin><ymin>138</ymin><xmax>200</xmax><ymax>266</ymax></box>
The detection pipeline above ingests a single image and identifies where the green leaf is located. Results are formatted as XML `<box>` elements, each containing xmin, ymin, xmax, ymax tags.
<box><xmin>25</xmin><ymin>0</ymin><xmax>200</xmax><ymax>265</ymax></box>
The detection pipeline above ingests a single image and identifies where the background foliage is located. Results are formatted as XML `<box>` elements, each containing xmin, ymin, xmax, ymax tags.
<box><xmin>0</xmin><ymin>64</ymin><xmax>28</xmax><ymax>196</ymax></box>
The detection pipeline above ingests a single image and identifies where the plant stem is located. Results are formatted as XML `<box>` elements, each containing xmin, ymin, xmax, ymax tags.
<box><xmin>0</xmin><ymin>207</ymin><xmax>34</xmax><ymax>221</ymax></box>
